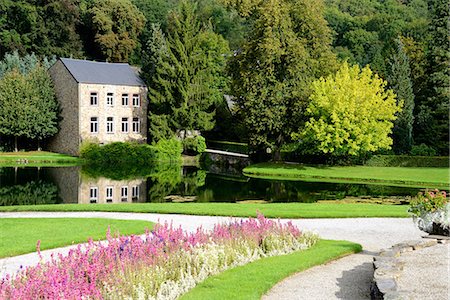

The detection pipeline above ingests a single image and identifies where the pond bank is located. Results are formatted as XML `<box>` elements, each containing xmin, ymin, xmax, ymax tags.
<box><xmin>244</xmin><ymin>163</ymin><xmax>449</xmax><ymax>189</ymax></box>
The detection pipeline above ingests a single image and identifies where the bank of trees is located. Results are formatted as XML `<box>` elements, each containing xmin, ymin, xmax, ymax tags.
<box><xmin>0</xmin><ymin>53</ymin><xmax>59</xmax><ymax>151</ymax></box>
<box><xmin>0</xmin><ymin>0</ymin><xmax>448</xmax><ymax>157</ymax></box>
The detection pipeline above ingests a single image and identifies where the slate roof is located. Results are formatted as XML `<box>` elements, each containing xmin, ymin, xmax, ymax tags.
<box><xmin>59</xmin><ymin>58</ymin><xmax>145</xmax><ymax>86</ymax></box>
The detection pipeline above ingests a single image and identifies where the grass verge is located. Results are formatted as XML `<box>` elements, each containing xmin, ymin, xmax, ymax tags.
<box><xmin>0</xmin><ymin>203</ymin><xmax>409</xmax><ymax>218</ymax></box>
<box><xmin>0</xmin><ymin>218</ymin><xmax>154</xmax><ymax>258</ymax></box>
<box><xmin>0</xmin><ymin>151</ymin><xmax>79</xmax><ymax>167</ymax></box>
<box><xmin>181</xmin><ymin>239</ymin><xmax>361</xmax><ymax>300</ymax></box>
<box><xmin>244</xmin><ymin>163</ymin><xmax>449</xmax><ymax>189</ymax></box>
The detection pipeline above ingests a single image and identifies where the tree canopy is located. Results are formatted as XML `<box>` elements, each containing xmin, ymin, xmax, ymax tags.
<box><xmin>299</xmin><ymin>62</ymin><xmax>400</xmax><ymax>156</ymax></box>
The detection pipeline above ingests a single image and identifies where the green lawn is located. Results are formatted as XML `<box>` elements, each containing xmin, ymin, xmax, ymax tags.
<box><xmin>0</xmin><ymin>203</ymin><xmax>409</xmax><ymax>218</ymax></box>
<box><xmin>182</xmin><ymin>240</ymin><xmax>362</xmax><ymax>300</ymax></box>
<box><xmin>0</xmin><ymin>218</ymin><xmax>154</xmax><ymax>258</ymax></box>
<box><xmin>0</xmin><ymin>151</ymin><xmax>79</xmax><ymax>166</ymax></box>
<box><xmin>244</xmin><ymin>163</ymin><xmax>449</xmax><ymax>189</ymax></box>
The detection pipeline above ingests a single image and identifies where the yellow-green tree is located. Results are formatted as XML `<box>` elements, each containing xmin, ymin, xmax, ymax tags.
<box><xmin>298</xmin><ymin>63</ymin><xmax>401</xmax><ymax>156</ymax></box>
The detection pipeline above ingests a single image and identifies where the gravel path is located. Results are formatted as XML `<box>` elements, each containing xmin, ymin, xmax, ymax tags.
<box><xmin>0</xmin><ymin>212</ymin><xmax>425</xmax><ymax>299</ymax></box>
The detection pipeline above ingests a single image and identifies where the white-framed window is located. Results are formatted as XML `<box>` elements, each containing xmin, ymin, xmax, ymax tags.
<box><xmin>132</xmin><ymin>117</ymin><xmax>140</xmax><ymax>133</ymax></box>
<box><xmin>90</xmin><ymin>117</ymin><xmax>98</xmax><ymax>134</ymax></box>
<box><xmin>122</xmin><ymin>94</ymin><xmax>129</xmax><ymax>106</ymax></box>
<box><xmin>89</xmin><ymin>187</ymin><xmax>98</xmax><ymax>203</ymax></box>
<box><xmin>106</xmin><ymin>92</ymin><xmax>114</xmax><ymax>106</ymax></box>
<box><xmin>132</xmin><ymin>186</ymin><xmax>139</xmax><ymax>201</ymax></box>
<box><xmin>90</xmin><ymin>92</ymin><xmax>98</xmax><ymax>106</ymax></box>
<box><xmin>106</xmin><ymin>117</ymin><xmax>114</xmax><ymax>133</ymax></box>
<box><xmin>106</xmin><ymin>186</ymin><xmax>113</xmax><ymax>203</ymax></box>
<box><xmin>121</xmin><ymin>117</ymin><xmax>129</xmax><ymax>133</ymax></box>
<box><xmin>121</xmin><ymin>186</ymin><xmax>128</xmax><ymax>202</ymax></box>
<box><xmin>132</xmin><ymin>94</ymin><xmax>140</xmax><ymax>107</ymax></box>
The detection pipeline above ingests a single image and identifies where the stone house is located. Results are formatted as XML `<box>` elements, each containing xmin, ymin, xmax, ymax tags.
<box><xmin>48</xmin><ymin>58</ymin><xmax>147</xmax><ymax>156</ymax></box>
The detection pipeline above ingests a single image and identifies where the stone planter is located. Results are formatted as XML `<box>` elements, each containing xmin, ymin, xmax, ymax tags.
<box><xmin>432</xmin><ymin>222</ymin><xmax>450</xmax><ymax>236</ymax></box>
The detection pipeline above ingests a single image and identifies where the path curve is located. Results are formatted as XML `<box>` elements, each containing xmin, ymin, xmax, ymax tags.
<box><xmin>0</xmin><ymin>212</ymin><xmax>424</xmax><ymax>299</ymax></box>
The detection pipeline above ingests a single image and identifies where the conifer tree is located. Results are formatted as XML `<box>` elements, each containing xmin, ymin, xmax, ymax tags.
<box><xmin>389</xmin><ymin>38</ymin><xmax>415</xmax><ymax>154</ymax></box>
<box><xmin>142</xmin><ymin>1</ymin><xmax>229</xmax><ymax>141</ymax></box>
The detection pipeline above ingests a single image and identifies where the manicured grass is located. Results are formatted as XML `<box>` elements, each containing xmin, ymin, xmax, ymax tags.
<box><xmin>0</xmin><ymin>203</ymin><xmax>409</xmax><ymax>218</ymax></box>
<box><xmin>244</xmin><ymin>162</ymin><xmax>449</xmax><ymax>189</ymax></box>
<box><xmin>0</xmin><ymin>151</ymin><xmax>79</xmax><ymax>166</ymax></box>
<box><xmin>0</xmin><ymin>218</ymin><xmax>154</xmax><ymax>258</ymax></box>
<box><xmin>182</xmin><ymin>239</ymin><xmax>362</xmax><ymax>300</ymax></box>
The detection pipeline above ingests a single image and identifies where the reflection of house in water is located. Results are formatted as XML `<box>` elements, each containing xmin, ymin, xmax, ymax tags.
<box><xmin>48</xmin><ymin>167</ymin><xmax>146</xmax><ymax>204</ymax></box>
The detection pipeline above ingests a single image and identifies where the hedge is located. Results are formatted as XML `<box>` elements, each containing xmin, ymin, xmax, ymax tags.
<box><xmin>365</xmin><ymin>155</ymin><xmax>449</xmax><ymax>168</ymax></box>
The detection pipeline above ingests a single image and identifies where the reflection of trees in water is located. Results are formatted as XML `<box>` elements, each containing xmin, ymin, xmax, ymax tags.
<box><xmin>0</xmin><ymin>180</ymin><xmax>60</xmax><ymax>206</ymax></box>
<box><xmin>147</xmin><ymin>166</ymin><xmax>207</xmax><ymax>202</ymax></box>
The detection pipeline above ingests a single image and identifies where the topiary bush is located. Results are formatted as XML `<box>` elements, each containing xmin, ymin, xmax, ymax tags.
<box><xmin>183</xmin><ymin>136</ymin><xmax>206</xmax><ymax>155</ymax></box>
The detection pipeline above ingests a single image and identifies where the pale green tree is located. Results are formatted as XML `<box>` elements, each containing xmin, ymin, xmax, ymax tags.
<box><xmin>298</xmin><ymin>62</ymin><xmax>401</xmax><ymax>156</ymax></box>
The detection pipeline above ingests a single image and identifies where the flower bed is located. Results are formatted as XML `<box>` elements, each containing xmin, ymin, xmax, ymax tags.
<box><xmin>0</xmin><ymin>214</ymin><xmax>318</xmax><ymax>299</ymax></box>
<box><xmin>409</xmin><ymin>189</ymin><xmax>449</xmax><ymax>235</ymax></box>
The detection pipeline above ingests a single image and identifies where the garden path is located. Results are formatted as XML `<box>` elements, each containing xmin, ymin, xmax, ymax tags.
<box><xmin>0</xmin><ymin>212</ymin><xmax>424</xmax><ymax>299</ymax></box>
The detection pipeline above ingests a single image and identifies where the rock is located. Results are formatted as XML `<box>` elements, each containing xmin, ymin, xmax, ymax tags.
<box><xmin>376</xmin><ymin>278</ymin><xmax>397</xmax><ymax>293</ymax></box>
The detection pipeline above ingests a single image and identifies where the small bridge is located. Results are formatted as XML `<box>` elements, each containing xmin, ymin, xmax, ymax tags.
<box><xmin>204</xmin><ymin>149</ymin><xmax>249</xmax><ymax>158</ymax></box>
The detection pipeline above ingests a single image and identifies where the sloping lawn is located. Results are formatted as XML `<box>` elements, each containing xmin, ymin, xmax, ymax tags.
<box><xmin>182</xmin><ymin>240</ymin><xmax>361</xmax><ymax>300</ymax></box>
<box><xmin>0</xmin><ymin>151</ymin><xmax>79</xmax><ymax>166</ymax></box>
<box><xmin>0</xmin><ymin>203</ymin><xmax>409</xmax><ymax>218</ymax></box>
<box><xmin>244</xmin><ymin>163</ymin><xmax>449</xmax><ymax>189</ymax></box>
<box><xmin>0</xmin><ymin>218</ymin><xmax>154</xmax><ymax>258</ymax></box>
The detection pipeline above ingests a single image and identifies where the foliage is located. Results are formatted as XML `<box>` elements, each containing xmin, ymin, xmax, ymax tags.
<box><xmin>410</xmin><ymin>143</ymin><xmax>437</xmax><ymax>156</ymax></box>
<box><xmin>414</xmin><ymin>0</ymin><xmax>449</xmax><ymax>155</ymax></box>
<box><xmin>153</xmin><ymin>138</ymin><xmax>183</xmax><ymax>161</ymax></box>
<box><xmin>142</xmin><ymin>2</ymin><xmax>230</xmax><ymax>141</ymax></box>
<box><xmin>0</xmin><ymin>56</ymin><xmax>59</xmax><ymax>151</ymax></box>
<box><xmin>388</xmin><ymin>38</ymin><xmax>415</xmax><ymax>154</ymax></box>
<box><xmin>0</xmin><ymin>51</ymin><xmax>55</xmax><ymax>78</ymax></box>
<box><xmin>365</xmin><ymin>155</ymin><xmax>448</xmax><ymax>168</ymax></box>
<box><xmin>0</xmin><ymin>0</ymin><xmax>84</xmax><ymax>58</ymax></box>
<box><xmin>299</xmin><ymin>63</ymin><xmax>400</xmax><ymax>156</ymax></box>
<box><xmin>183</xmin><ymin>136</ymin><xmax>206</xmax><ymax>155</ymax></box>
<box><xmin>0</xmin><ymin>181</ymin><xmax>59</xmax><ymax>206</ymax></box>
<box><xmin>84</xmin><ymin>0</ymin><xmax>145</xmax><ymax>62</ymax></box>
<box><xmin>225</xmin><ymin>0</ymin><xmax>337</xmax><ymax>159</ymax></box>
<box><xmin>0</xmin><ymin>214</ymin><xmax>318</xmax><ymax>299</ymax></box>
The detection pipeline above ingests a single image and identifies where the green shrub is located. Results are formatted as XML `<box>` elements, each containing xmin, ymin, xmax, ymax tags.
<box><xmin>153</xmin><ymin>138</ymin><xmax>183</xmax><ymax>162</ymax></box>
<box><xmin>183</xmin><ymin>136</ymin><xmax>206</xmax><ymax>155</ymax></box>
<box><xmin>365</xmin><ymin>155</ymin><xmax>449</xmax><ymax>168</ymax></box>
<box><xmin>410</xmin><ymin>144</ymin><xmax>437</xmax><ymax>156</ymax></box>
<box><xmin>80</xmin><ymin>140</ymin><xmax>182</xmax><ymax>166</ymax></box>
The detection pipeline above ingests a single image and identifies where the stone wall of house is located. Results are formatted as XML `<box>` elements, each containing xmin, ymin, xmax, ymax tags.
<box><xmin>47</xmin><ymin>61</ymin><xmax>80</xmax><ymax>155</ymax></box>
<box><xmin>78</xmin><ymin>177</ymin><xmax>147</xmax><ymax>204</ymax></box>
<box><xmin>78</xmin><ymin>84</ymin><xmax>148</xmax><ymax>146</ymax></box>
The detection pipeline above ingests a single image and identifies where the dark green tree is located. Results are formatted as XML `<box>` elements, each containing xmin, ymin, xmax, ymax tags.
<box><xmin>0</xmin><ymin>0</ymin><xmax>83</xmax><ymax>58</ymax></box>
<box><xmin>0</xmin><ymin>54</ymin><xmax>58</xmax><ymax>151</ymax></box>
<box><xmin>84</xmin><ymin>0</ymin><xmax>146</xmax><ymax>62</ymax></box>
<box><xmin>388</xmin><ymin>38</ymin><xmax>415</xmax><ymax>154</ymax></box>
<box><xmin>225</xmin><ymin>0</ymin><xmax>337</xmax><ymax>160</ymax></box>
<box><xmin>414</xmin><ymin>0</ymin><xmax>449</xmax><ymax>155</ymax></box>
<box><xmin>142</xmin><ymin>1</ymin><xmax>230</xmax><ymax>141</ymax></box>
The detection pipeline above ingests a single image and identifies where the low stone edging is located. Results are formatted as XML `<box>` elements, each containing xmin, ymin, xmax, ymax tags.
<box><xmin>370</xmin><ymin>237</ymin><xmax>448</xmax><ymax>300</ymax></box>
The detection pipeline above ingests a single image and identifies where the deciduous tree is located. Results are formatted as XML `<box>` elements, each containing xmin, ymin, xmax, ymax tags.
<box><xmin>299</xmin><ymin>62</ymin><xmax>400</xmax><ymax>156</ymax></box>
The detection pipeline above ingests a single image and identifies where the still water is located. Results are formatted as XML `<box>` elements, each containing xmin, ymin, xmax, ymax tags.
<box><xmin>0</xmin><ymin>166</ymin><xmax>420</xmax><ymax>206</ymax></box>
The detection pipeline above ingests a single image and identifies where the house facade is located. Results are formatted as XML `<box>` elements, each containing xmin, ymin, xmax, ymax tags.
<box><xmin>48</xmin><ymin>58</ymin><xmax>147</xmax><ymax>156</ymax></box>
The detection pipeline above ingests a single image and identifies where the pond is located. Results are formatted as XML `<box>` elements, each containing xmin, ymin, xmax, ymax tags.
<box><xmin>0</xmin><ymin>165</ymin><xmax>421</xmax><ymax>206</ymax></box>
